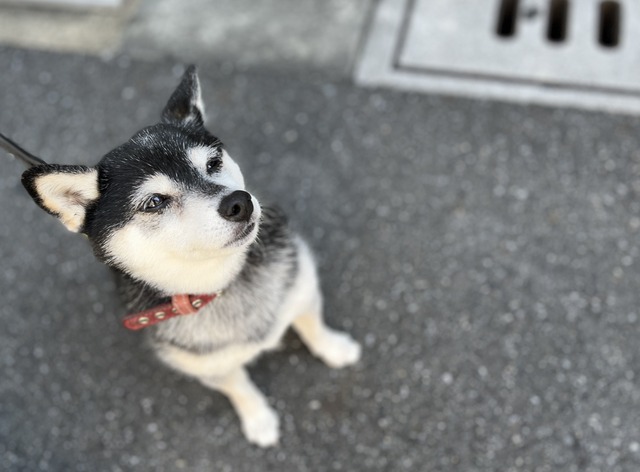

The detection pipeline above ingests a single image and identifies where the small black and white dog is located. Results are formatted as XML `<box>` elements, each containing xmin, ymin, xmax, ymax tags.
<box><xmin>2</xmin><ymin>66</ymin><xmax>361</xmax><ymax>447</ymax></box>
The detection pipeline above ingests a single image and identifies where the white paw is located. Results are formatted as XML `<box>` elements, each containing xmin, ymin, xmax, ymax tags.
<box><xmin>316</xmin><ymin>331</ymin><xmax>362</xmax><ymax>369</ymax></box>
<box><xmin>241</xmin><ymin>406</ymin><xmax>280</xmax><ymax>448</ymax></box>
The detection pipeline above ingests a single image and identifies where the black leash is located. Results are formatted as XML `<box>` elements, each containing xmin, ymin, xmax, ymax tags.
<box><xmin>0</xmin><ymin>132</ymin><xmax>47</xmax><ymax>167</ymax></box>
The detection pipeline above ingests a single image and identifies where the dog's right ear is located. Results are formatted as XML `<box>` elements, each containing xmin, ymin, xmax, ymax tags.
<box><xmin>161</xmin><ymin>65</ymin><xmax>205</xmax><ymax>128</ymax></box>
<box><xmin>21</xmin><ymin>165</ymin><xmax>99</xmax><ymax>233</ymax></box>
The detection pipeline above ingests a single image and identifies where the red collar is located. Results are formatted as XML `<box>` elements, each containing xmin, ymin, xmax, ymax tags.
<box><xmin>122</xmin><ymin>293</ymin><xmax>218</xmax><ymax>331</ymax></box>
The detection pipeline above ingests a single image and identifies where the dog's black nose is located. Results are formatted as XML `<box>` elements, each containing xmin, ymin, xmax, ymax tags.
<box><xmin>218</xmin><ymin>190</ymin><xmax>254</xmax><ymax>222</ymax></box>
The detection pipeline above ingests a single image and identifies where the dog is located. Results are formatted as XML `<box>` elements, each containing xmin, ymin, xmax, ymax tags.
<box><xmin>1</xmin><ymin>66</ymin><xmax>361</xmax><ymax>447</ymax></box>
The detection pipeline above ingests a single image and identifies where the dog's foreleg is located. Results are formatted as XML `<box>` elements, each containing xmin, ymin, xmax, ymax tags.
<box><xmin>292</xmin><ymin>308</ymin><xmax>362</xmax><ymax>369</ymax></box>
<box><xmin>199</xmin><ymin>368</ymin><xmax>279</xmax><ymax>447</ymax></box>
<box><xmin>291</xmin><ymin>241</ymin><xmax>361</xmax><ymax>368</ymax></box>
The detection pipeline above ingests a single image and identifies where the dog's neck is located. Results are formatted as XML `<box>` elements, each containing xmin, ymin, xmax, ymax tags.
<box><xmin>118</xmin><ymin>249</ymin><xmax>248</xmax><ymax>295</ymax></box>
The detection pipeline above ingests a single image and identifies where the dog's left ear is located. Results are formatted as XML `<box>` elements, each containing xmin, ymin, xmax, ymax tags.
<box><xmin>161</xmin><ymin>65</ymin><xmax>205</xmax><ymax>128</ymax></box>
<box><xmin>21</xmin><ymin>165</ymin><xmax>99</xmax><ymax>233</ymax></box>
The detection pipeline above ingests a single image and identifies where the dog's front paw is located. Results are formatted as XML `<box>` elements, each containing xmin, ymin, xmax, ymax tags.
<box><xmin>241</xmin><ymin>405</ymin><xmax>280</xmax><ymax>447</ymax></box>
<box><xmin>316</xmin><ymin>331</ymin><xmax>362</xmax><ymax>369</ymax></box>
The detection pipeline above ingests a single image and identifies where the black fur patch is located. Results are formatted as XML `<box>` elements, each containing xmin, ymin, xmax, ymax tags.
<box><xmin>84</xmin><ymin>123</ymin><xmax>223</xmax><ymax>263</ymax></box>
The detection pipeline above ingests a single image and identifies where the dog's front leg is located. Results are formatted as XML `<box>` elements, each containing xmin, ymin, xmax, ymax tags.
<box><xmin>293</xmin><ymin>310</ymin><xmax>362</xmax><ymax>369</ymax></box>
<box><xmin>199</xmin><ymin>368</ymin><xmax>279</xmax><ymax>447</ymax></box>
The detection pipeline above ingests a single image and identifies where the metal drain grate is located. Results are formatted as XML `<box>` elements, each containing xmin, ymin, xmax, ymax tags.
<box><xmin>356</xmin><ymin>0</ymin><xmax>640</xmax><ymax>114</ymax></box>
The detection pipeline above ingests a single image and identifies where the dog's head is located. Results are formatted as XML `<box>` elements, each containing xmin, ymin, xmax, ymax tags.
<box><xmin>19</xmin><ymin>66</ymin><xmax>261</xmax><ymax>293</ymax></box>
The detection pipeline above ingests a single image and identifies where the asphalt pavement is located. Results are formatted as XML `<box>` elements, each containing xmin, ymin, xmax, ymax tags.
<box><xmin>2</xmin><ymin>40</ymin><xmax>640</xmax><ymax>472</ymax></box>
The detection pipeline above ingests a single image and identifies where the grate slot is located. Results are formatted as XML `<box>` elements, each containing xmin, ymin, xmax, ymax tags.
<box><xmin>599</xmin><ymin>1</ymin><xmax>621</xmax><ymax>47</ymax></box>
<box><xmin>496</xmin><ymin>0</ymin><xmax>520</xmax><ymax>37</ymax></box>
<box><xmin>547</xmin><ymin>0</ymin><xmax>570</xmax><ymax>42</ymax></box>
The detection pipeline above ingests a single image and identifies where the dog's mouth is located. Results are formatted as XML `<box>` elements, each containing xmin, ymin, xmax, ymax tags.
<box><xmin>238</xmin><ymin>222</ymin><xmax>256</xmax><ymax>240</ymax></box>
<box><xmin>225</xmin><ymin>222</ymin><xmax>257</xmax><ymax>247</ymax></box>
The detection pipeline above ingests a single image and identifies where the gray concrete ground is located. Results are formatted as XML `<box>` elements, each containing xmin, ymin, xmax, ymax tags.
<box><xmin>2</xmin><ymin>2</ymin><xmax>640</xmax><ymax>472</ymax></box>
<box><xmin>124</xmin><ymin>0</ymin><xmax>372</xmax><ymax>77</ymax></box>
<box><xmin>0</xmin><ymin>0</ymin><xmax>136</xmax><ymax>55</ymax></box>
<box><xmin>0</xmin><ymin>0</ymin><xmax>371</xmax><ymax>77</ymax></box>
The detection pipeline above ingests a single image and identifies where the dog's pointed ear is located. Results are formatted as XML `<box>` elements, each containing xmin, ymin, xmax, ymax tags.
<box><xmin>161</xmin><ymin>65</ymin><xmax>205</xmax><ymax>127</ymax></box>
<box><xmin>21</xmin><ymin>165</ymin><xmax>99</xmax><ymax>233</ymax></box>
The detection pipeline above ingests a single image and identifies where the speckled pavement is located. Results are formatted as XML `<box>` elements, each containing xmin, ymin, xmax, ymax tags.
<box><xmin>2</xmin><ymin>47</ymin><xmax>640</xmax><ymax>471</ymax></box>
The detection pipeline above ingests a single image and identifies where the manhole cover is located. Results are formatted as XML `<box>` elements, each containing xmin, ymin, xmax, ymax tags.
<box><xmin>356</xmin><ymin>0</ymin><xmax>640</xmax><ymax>114</ymax></box>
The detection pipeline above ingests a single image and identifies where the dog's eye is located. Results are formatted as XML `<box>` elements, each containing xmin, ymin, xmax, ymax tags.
<box><xmin>206</xmin><ymin>153</ymin><xmax>222</xmax><ymax>174</ymax></box>
<box><xmin>141</xmin><ymin>194</ymin><xmax>169</xmax><ymax>212</ymax></box>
